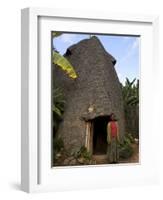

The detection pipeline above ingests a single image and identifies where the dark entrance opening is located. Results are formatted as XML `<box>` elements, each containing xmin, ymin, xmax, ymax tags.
<box><xmin>93</xmin><ymin>116</ymin><xmax>110</xmax><ymax>155</ymax></box>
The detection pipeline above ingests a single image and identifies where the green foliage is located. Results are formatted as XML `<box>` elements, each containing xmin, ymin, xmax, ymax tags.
<box><xmin>53</xmin><ymin>137</ymin><xmax>64</xmax><ymax>153</ymax></box>
<box><xmin>53</xmin><ymin>137</ymin><xmax>64</xmax><ymax>164</ymax></box>
<box><xmin>119</xmin><ymin>134</ymin><xmax>134</xmax><ymax>159</ymax></box>
<box><xmin>122</xmin><ymin>78</ymin><xmax>139</xmax><ymax>137</ymax></box>
<box><xmin>74</xmin><ymin>146</ymin><xmax>92</xmax><ymax>160</ymax></box>
<box><xmin>52</xmin><ymin>86</ymin><xmax>65</xmax><ymax>131</ymax></box>
<box><xmin>126</xmin><ymin>133</ymin><xmax>135</xmax><ymax>143</ymax></box>
<box><xmin>53</xmin><ymin>51</ymin><xmax>78</xmax><ymax>79</ymax></box>
<box><xmin>52</xmin><ymin>31</ymin><xmax>77</xmax><ymax>79</ymax></box>
<box><xmin>119</xmin><ymin>143</ymin><xmax>133</xmax><ymax>159</ymax></box>
<box><xmin>122</xmin><ymin>78</ymin><xmax>139</xmax><ymax>107</ymax></box>
<box><xmin>52</xmin><ymin>32</ymin><xmax>63</xmax><ymax>38</ymax></box>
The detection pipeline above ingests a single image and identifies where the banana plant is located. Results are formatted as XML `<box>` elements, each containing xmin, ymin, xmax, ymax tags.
<box><xmin>52</xmin><ymin>51</ymin><xmax>77</xmax><ymax>79</ymax></box>
<box><xmin>52</xmin><ymin>32</ymin><xmax>77</xmax><ymax>132</ymax></box>
<box><xmin>52</xmin><ymin>32</ymin><xmax>77</xmax><ymax>79</ymax></box>
<box><xmin>122</xmin><ymin>78</ymin><xmax>139</xmax><ymax>106</ymax></box>
<box><xmin>122</xmin><ymin>78</ymin><xmax>139</xmax><ymax>137</ymax></box>
<box><xmin>52</xmin><ymin>32</ymin><xmax>63</xmax><ymax>38</ymax></box>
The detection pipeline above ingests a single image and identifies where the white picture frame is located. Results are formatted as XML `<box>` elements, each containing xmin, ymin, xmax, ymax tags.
<box><xmin>21</xmin><ymin>7</ymin><xmax>159</xmax><ymax>193</ymax></box>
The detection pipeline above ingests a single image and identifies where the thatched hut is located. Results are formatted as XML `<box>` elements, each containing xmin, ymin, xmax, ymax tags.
<box><xmin>53</xmin><ymin>36</ymin><xmax>125</xmax><ymax>155</ymax></box>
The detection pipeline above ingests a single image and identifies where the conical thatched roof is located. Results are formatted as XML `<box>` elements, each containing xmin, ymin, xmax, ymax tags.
<box><xmin>53</xmin><ymin>36</ymin><xmax>125</xmax><ymax>152</ymax></box>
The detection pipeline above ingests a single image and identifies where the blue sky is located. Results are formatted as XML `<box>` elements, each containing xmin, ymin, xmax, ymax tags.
<box><xmin>53</xmin><ymin>33</ymin><xmax>139</xmax><ymax>85</ymax></box>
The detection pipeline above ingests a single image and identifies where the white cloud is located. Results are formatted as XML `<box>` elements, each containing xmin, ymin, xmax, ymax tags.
<box><xmin>117</xmin><ymin>71</ymin><xmax>121</xmax><ymax>78</ymax></box>
<box><xmin>116</xmin><ymin>72</ymin><xmax>125</xmax><ymax>85</ymax></box>
<box><xmin>60</xmin><ymin>34</ymin><xmax>77</xmax><ymax>46</ymax></box>
<box><xmin>117</xmin><ymin>72</ymin><xmax>122</xmax><ymax>80</ymax></box>
<box><xmin>132</xmin><ymin>39</ymin><xmax>139</xmax><ymax>50</ymax></box>
<box><xmin>123</xmin><ymin>36</ymin><xmax>132</xmax><ymax>42</ymax></box>
<box><xmin>120</xmin><ymin>38</ymin><xmax>139</xmax><ymax>63</ymax></box>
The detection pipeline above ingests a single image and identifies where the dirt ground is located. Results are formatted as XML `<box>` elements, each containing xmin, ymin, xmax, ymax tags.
<box><xmin>53</xmin><ymin>143</ymin><xmax>139</xmax><ymax>166</ymax></box>
<box><xmin>92</xmin><ymin>143</ymin><xmax>139</xmax><ymax>165</ymax></box>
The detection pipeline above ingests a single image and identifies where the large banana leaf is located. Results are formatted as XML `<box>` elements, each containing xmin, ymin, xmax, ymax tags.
<box><xmin>52</xmin><ymin>32</ymin><xmax>63</xmax><ymax>38</ymax></box>
<box><xmin>53</xmin><ymin>51</ymin><xmax>77</xmax><ymax>79</ymax></box>
<box><xmin>53</xmin><ymin>106</ymin><xmax>62</xmax><ymax>117</ymax></box>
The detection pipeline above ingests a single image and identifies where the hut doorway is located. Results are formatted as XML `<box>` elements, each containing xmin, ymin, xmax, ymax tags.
<box><xmin>85</xmin><ymin>116</ymin><xmax>109</xmax><ymax>155</ymax></box>
<box><xmin>92</xmin><ymin>116</ymin><xmax>109</xmax><ymax>155</ymax></box>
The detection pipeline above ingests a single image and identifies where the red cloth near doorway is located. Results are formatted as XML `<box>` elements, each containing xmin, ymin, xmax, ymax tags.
<box><xmin>110</xmin><ymin>121</ymin><xmax>117</xmax><ymax>138</ymax></box>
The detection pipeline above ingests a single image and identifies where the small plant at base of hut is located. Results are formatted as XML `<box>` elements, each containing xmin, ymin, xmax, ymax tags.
<box><xmin>118</xmin><ymin>134</ymin><xmax>134</xmax><ymax>159</ymax></box>
<box><xmin>53</xmin><ymin>138</ymin><xmax>64</xmax><ymax>163</ymax></box>
<box><xmin>126</xmin><ymin>133</ymin><xmax>135</xmax><ymax>143</ymax></box>
<box><xmin>71</xmin><ymin>146</ymin><xmax>92</xmax><ymax>164</ymax></box>
<box><xmin>53</xmin><ymin>137</ymin><xmax>64</xmax><ymax>152</ymax></box>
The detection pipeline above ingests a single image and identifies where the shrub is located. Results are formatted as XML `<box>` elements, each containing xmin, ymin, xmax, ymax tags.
<box><xmin>53</xmin><ymin>137</ymin><xmax>64</xmax><ymax>153</ymax></box>
<box><xmin>52</xmin><ymin>86</ymin><xmax>65</xmax><ymax>133</ymax></box>
<box><xmin>119</xmin><ymin>143</ymin><xmax>133</xmax><ymax>159</ymax></box>
<box><xmin>53</xmin><ymin>137</ymin><xmax>64</xmax><ymax>164</ymax></box>
<box><xmin>119</xmin><ymin>134</ymin><xmax>134</xmax><ymax>159</ymax></box>
<box><xmin>126</xmin><ymin>133</ymin><xmax>135</xmax><ymax>143</ymax></box>
<box><xmin>74</xmin><ymin>146</ymin><xmax>92</xmax><ymax>160</ymax></box>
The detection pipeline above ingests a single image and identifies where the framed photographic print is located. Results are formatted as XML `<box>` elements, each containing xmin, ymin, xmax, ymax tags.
<box><xmin>21</xmin><ymin>8</ymin><xmax>159</xmax><ymax>193</ymax></box>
